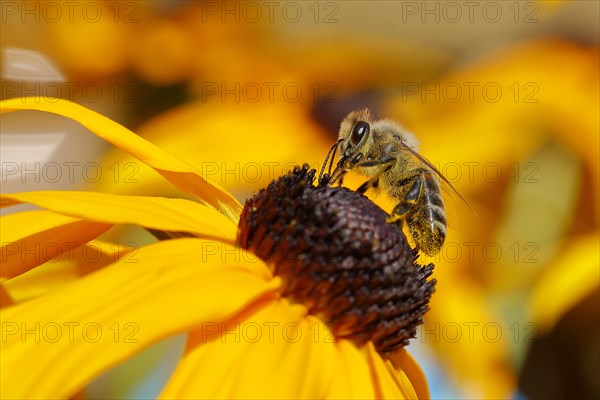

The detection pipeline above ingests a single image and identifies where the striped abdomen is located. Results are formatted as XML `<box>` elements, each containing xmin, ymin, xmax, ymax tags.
<box><xmin>407</xmin><ymin>169</ymin><xmax>446</xmax><ymax>256</ymax></box>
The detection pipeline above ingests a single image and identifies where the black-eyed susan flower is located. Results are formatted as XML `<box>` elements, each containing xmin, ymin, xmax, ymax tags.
<box><xmin>1</xmin><ymin>97</ymin><xmax>435</xmax><ymax>399</ymax></box>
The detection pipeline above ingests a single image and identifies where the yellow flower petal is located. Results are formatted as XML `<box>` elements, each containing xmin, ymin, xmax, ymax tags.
<box><xmin>0</xmin><ymin>98</ymin><xmax>242</xmax><ymax>216</ymax></box>
<box><xmin>365</xmin><ymin>342</ymin><xmax>416</xmax><ymax>399</ymax></box>
<box><xmin>161</xmin><ymin>299</ymin><xmax>343</xmax><ymax>399</ymax></box>
<box><xmin>1</xmin><ymin>238</ymin><xmax>277</xmax><ymax>399</ymax></box>
<box><xmin>0</xmin><ymin>191</ymin><xmax>237</xmax><ymax>245</ymax></box>
<box><xmin>0</xmin><ymin>284</ymin><xmax>12</xmax><ymax>308</ymax></box>
<box><xmin>384</xmin><ymin>358</ymin><xmax>422</xmax><ymax>400</ymax></box>
<box><xmin>4</xmin><ymin>240</ymin><xmax>134</xmax><ymax>305</ymax></box>
<box><xmin>1</xmin><ymin>210</ymin><xmax>111</xmax><ymax>280</ymax></box>
<box><xmin>326</xmin><ymin>339</ymin><xmax>377</xmax><ymax>399</ymax></box>
<box><xmin>161</xmin><ymin>301</ymin><xmax>411</xmax><ymax>399</ymax></box>
<box><xmin>389</xmin><ymin>349</ymin><xmax>430</xmax><ymax>400</ymax></box>
<box><xmin>529</xmin><ymin>233</ymin><xmax>600</xmax><ymax>332</ymax></box>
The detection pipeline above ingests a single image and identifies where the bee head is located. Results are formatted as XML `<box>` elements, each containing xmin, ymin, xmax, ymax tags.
<box><xmin>338</xmin><ymin>108</ymin><xmax>372</xmax><ymax>167</ymax></box>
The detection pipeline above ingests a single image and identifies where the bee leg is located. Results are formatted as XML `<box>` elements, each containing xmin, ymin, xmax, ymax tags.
<box><xmin>356</xmin><ymin>180</ymin><xmax>370</xmax><ymax>194</ymax></box>
<box><xmin>337</xmin><ymin>170</ymin><xmax>347</xmax><ymax>186</ymax></box>
<box><xmin>356</xmin><ymin>178</ymin><xmax>379</xmax><ymax>194</ymax></box>
<box><xmin>386</xmin><ymin>175</ymin><xmax>422</xmax><ymax>224</ymax></box>
<box><xmin>349</xmin><ymin>153</ymin><xmax>364</xmax><ymax>167</ymax></box>
<box><xmin>386</xmin><ymin>204</ymin><xmax>410</xmax><ymax>224</ymax></box>
<box><xmin>356</xmin><ymin>156</ymin><xmax>396</xmax><ymax>168</ymax></box>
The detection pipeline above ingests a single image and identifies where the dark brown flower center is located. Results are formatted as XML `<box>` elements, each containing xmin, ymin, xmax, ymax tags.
<box><xmin>237</xmin><ymin>164</ymin><xmax>436</xmax><ymax>353</ymax></box>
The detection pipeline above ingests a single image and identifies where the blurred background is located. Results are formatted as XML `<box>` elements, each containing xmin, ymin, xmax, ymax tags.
<box><xmin>1</xmin><ymin>0</ymin><xmax>598</xmax><ymax>398</ymax></box>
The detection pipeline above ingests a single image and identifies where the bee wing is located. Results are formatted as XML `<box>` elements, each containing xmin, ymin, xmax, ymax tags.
<box><xmin>396</xmin><ymin>139</ymin><xmax>477</xmax><ymax>230</ymax></box>
<box><xmin>439</xmin><ymin>179</ymin><xmax>461</xmax><ymax>230</ymax></box>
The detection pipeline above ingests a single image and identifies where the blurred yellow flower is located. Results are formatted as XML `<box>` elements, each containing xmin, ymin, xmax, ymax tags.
<box><xmin>378</xmin><ymin>38</ymin><xmax>599</xmax><ymax>398</ymax></box>
<box><xmin>1</xmin><ymin>97</ymin><xmax>431</xmax><ymax>399</ymax></box>
<box><xmin>44</xmin><ymin>0</ymin><xmax>137</xmax><ymax>77</ymax></box>
<box><xmin>91</xmin><ymin>100</ymin><xmax>333</xmax><ymax>200</ymax></box>
<box><xmin>529</xmin><ymin>232</ymin><xmax>600</xmax><ymax>334</ymax></box>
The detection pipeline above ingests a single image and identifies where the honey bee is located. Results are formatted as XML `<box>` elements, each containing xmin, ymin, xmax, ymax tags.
<box><xmin>320</xmin><ymin>109</ymin><xmax>470</xmax><ymax>256</ymax></box>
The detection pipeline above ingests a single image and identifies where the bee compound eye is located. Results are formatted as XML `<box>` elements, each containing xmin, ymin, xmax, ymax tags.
<box><xmin>351</xmin><ymin>121</ymin><xmax>369</xmax><ymax>145</ymax></box>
